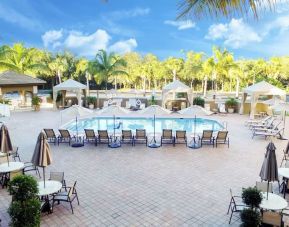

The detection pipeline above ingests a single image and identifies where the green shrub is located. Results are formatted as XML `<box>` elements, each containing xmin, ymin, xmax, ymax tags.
<box><xmin>31</xmin><ymin>96</ymin><xmax>41</xmax><ymax>106</ymax></box>
<box><xmin>86</xmin><ymin>96</ymin><xmax>96</xmax><ymax>104</ymax></box>
<box><xmin>8</xmin><ymin>175</ymin><xmax>40</xmax><ymax>227</ymax></box>
<box><xmin>225</xmin><ymin>97</ymin><xmax>238</xmax><ymax>108</ymax></box>
<box><xmin>240</xmin><ymin>208</ymin><xmax>261</xmax><ymax>227</ymax></box>
<box><xmin>242</xmin><ymin>187</ymin><xmax>262</xmax><ymax>209</ymax></box>
<box><xmin>0</xmin><ymin>98</ymin><xmax>11</xmax><ymax>105</ymax></box>
<box><xmin>193</xmin><ymin>96</ymin><xmax>205</xmax><ymax>107</ymax></box>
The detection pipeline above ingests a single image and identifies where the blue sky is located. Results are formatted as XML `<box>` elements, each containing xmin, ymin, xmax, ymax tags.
<box><xmin>1</xmin><ymin>0</ymin><xmax>289</xmax><ymax>60</ymax></box>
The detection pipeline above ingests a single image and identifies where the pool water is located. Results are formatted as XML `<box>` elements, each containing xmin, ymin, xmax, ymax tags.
<box><xmin>65</xmin><ymin>117</ymin><xmax>224</xmax><ymax>134</ymax></box>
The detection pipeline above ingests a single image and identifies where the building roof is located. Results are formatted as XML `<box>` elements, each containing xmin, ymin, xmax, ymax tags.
<box><xmin>53</xmin><ymin>79</ymin><xmax>86</xmax><ymax>91</ymax></box>
<box><xmin>162</xmin><ymin>79</ymin><xmax>190</xmax><ymax>92</ymax></box>
<box><xmin>0</xmin><ymin>71</ymin><xmax>46</xmax><ymax>86</ymax></box>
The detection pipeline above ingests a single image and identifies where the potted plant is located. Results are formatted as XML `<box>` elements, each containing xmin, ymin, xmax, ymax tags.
<box><xmin>8</xmin><ymin>175</ymin><xmax>41</xmax><ymax>227</ymax></box>
<box><xmin>149</xmin><ymin>95</ymin><xmax>157</xmax><ymax>105</ymax></box>
<box><xmin>193</xmin><ymin>96</ymin><xmax>205</xmax><ymax>107</ymax></box>
<box><xmin>32</xmin><ymin>96</ymin><xmax>42</xmax><ymax>111</ymax></box>
<box><xmin>240</xmin><ymin>187</ymin><xmax>262</xmax><ymax>227</ymax></box>
<box><xmin>225</xmin><ymin>97</ymin><xmax>238</xmax><ymax>113</ymax></box>
<box><xmin>86</xmin><ymin>96</ymin><xmax>96</xmax><ymax>109</ymax></box>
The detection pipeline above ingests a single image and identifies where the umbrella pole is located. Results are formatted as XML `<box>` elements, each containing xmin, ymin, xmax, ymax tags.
<box><xmin>188</xmin><ymin>115</ymin><xmax>201</xmax><ymax>149</ymax></box>
<box><xmin>267</xmin><ymin>181</ymin><xmax>269</xmax><ymax>200</ymax></box>
<box><xmin>148</xmin><ymin>114</ymin><xmax>160</xmax><ymax>148</ymax></box>
<box><xmin>109</xmin><ymin>115</ymin><xmax>121</xmax><ymax>148</ymax></box>
<box><xmin>76</xmin><ymin>116</ymin><xmax>78</xmax><ymax>140</ymax></box>
<box><xmin>6</xmin><ymin>153</ymin><xmax>9</xmax><ymax>166</ymax></box>
<box><xmin>43</xmin><ymin>167</ymin><xmax>46</xmax><ymax>188</ymax></box>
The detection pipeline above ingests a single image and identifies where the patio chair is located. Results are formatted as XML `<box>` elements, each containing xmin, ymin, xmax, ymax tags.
<box><xmin>161</xmin><ymin>129</ymin><xmax>175</xmax><ymax>146</ymax></box>
<box><xmin>84</xmin><ymin>129</ymin><xmax>97</xmax><ymax>146</ymax></box>
<box><xmin>98</xmin><ymin>130</ymin><xmax>111</xmax><ymax>146</ymax></box>
<box><xmin>249</xmin><ymin>117</ymin><xmax>275</xmax><ymax>130</ymax></box>
<box><xmin>52</xmin><ymin>181</ymin><xmax>79</xmax><ymax>214</ymax></box>
<box><xmin>227</xmin><ymin>189</ymin><xmax>246</xmax><ymax>224</ymax></box>
<box><xmin>280</xmin><ymin>141</ymin><xmax>289</xmax><ymax>167</ymax></box>
<box><xmin>49</xmin><ymin>171</ymin><xmax>66</xmax><ymax>190</ymax></box>
<box><xmin>23</xmin><ymin>162</ymin><xmax>41</xmax><ymax>178</ymax></box>
<box><xmin>200</xmin><ymin>130</ymin><xmax>214</xmax><ymax>147</ymax></box>
<box><xmin>256</xmin><ymin>181</ymin><xmax>273</xmax><ymax>193</ymax></box>
<box><xmin>252</xmin><ymin>127</ymin><xmax>284</xmax><ymax>140</ymax></box>
<box><xmin>44</xmin><ymin>129</ymin><xmax>58</xmax><ymax>145</ymax></box>
<box><xmin>262</xmin><ymin>211</ymin><xmax>283</xmax><ymax>227</ymax></box>
<box><xmin>58</xmin><ymin>129</ymin><xmax>75</xmax><ymax>146</ymax></box>
<box><xmin>175</xmin><ymin>130</ymin><xmax>187</xmax><ymax>146</ymax></box>
<box><xmin>121</xmin><ymin>130</ymin><xmax>134</xmax><ymax>146</ymax></box>
<box><xmin>245</xmin><ymin>115</ymin><xmax>271</xmax><ymax>127</ymax></box>
<box><xmin>251</xmin><ymin>119</ymin><xmax>281</xmax><ymax>132</ymax></box>
<box><xmin>134</xmin><ymin>129</ymin><xmax>147</xmax><ymax>146</ymax></box>
<box><xmin>215</xmin><ymin>131</ymin><xmax>229</xmax><ymax>148</ymax></box>
<box><xmin>11</xmin><ymin>146</ymin><xmax>21</xmax><ymax>161</ymax></box>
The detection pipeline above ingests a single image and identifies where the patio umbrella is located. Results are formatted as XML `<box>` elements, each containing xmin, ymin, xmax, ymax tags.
<box><xmin>31</xmin><ymin>132</ymin><xmax>52</xmax><ymax>188</ymax></box>
<box><xmin>139</xmin><ymin>105</ymin><xmax>170</xmax><ymax>148</ymax></box>
<box><xmin>109</xmin><ymin>114</ymin><xmax>121</xmax><ymax>148</ymax></box>
<box><xmin>259</xmin><ymin>142</ymin><xmax>278</xmax><ymax>199</ymax></box>
<box><xmin>178</xmin><ymin>105</ymin><xmax>213</xmax><ymax>116</ymax></box>
<box><xmin>179</xmin><ymin>105</ymin><xmax>212</xmax><ymax>149</ymax></box>
<box><xmin>0</xmin><ymin>124</ymin><xmax>13</xmax><ymax>165</ymax></box>
<box><xmin>97</xmin><ymin>105</ymin><xmax>130</xmax><ymax>115</ymax></box>
<box><xmin>60</xmin><ymin>105</ymin><xmax>93</xmax><ymax>147</ymax></box>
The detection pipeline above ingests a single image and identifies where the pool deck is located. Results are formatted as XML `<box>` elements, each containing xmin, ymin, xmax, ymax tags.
<box><xmin>0</xmin><ymin>110</ymin><xmax>289</xmax><ymax>226</ymax></box>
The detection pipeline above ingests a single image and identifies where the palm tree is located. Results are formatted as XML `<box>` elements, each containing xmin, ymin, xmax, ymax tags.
<box><xmin>88</xmin><ymin>50</ymin><xmax>127</xmax><ymax>90</ymax></box>
<box><xmin>178</xmin><ymin>0</ymin><xmax>276</xmax><ymax>19</ymax></box>
<box><xmin>0</xmin><ymin>43</ymin><xmax>46</xmax><ymax>75</ymax></box>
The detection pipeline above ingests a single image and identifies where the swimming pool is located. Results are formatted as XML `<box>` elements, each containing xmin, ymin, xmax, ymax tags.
<box><xmin>65</xmin><ymin>117</ymin><xmax>224</xmax><ymax>134</ymax></box>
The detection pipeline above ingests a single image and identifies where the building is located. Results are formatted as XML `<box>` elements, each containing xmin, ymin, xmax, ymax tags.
<box><xmin>0</xmin><ymin>71</ymin><xmax>46</xmax><ymax>107</ymax></box>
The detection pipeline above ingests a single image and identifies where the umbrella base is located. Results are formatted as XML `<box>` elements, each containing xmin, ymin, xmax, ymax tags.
<box><xmin>71</xmin><ymin>142</ymin><xmax>84</xmax><ymax>148</ymax></box>
<box><xmin>148</xmin><ymin>142</ymin><xmax>161</xmax><ymax>148</ymax></box>
<box><xmin>109</xmin><ymin>142</ymin><xmax>121</xmax><ymax>148</ymax></box>
<box><xmin>188</xmin><ymin>142</ymin><xmax>201</xmax><ymax>149</ymax></box>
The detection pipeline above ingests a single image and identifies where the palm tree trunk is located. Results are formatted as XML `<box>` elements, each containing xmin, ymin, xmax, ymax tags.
<box><xmin>114</xmin><ymin>76</ymin><xmax>117</xmax><ymax>90</ymax></box>
<box><xmin>236</xmin><ymin>77</ymin><xmax>240</xmax><ymax>98</ymax></box>
<box><xmin>203</xmin><ymin>77</ymin><xmax>208</xmax><ymax>97</ymax></box>
<box><xmin>57</xmin><ymin>70</ymin><xmax>62</xmax><ymax>84</ymax></box>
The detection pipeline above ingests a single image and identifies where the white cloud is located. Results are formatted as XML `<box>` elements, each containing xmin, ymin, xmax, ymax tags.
<box><xmin>266</xmin><ymin>15</ymin><xmax>289</xmax><ymax>34</ymax></box>
<box><xmin>42</xmin><ymin>29</ymin><xmax>63</xmax><ymax>48</ymax></box>
<box><xmin>64</xmin><ymin>30</ymin><xmax>110</xmax><ymax>56</ymax></box>
<box><xmin>164</xmin><ymin>20</ymin><xmax>195</xmax><ymax>30</ymax></box>
<box><xmin>205</xmin><ymin>18</ymin><xmax>261</xmax><ymax>48</ymax></box>
<box><xmin>41</xmin><ymin>29</ymin><xmax>137</xmax><ymax>56</ymax></box>
<box><xmin>108</xmin><ymin>39</ymin><xmax>137</xmax><ymax>54</ymax></box>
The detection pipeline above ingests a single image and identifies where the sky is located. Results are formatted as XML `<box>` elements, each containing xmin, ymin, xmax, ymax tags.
<box><xmin>1</xmin><ymin>0</ymin><xmax>289</xmax><ymax>60</ymax></box>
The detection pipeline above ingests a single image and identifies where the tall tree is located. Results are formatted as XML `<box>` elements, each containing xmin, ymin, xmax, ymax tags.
<box><xmin>88</xmin><ymin>50</ymin><xmax>127</xmax><ymax>90</ymax></box>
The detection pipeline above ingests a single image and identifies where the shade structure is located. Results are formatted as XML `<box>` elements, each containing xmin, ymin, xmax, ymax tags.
<box><xmin>31</xmin><ymin>132</ymin><xmax>52</xmax><ymax>187</ymax></box>
<box><xmin>0</xmin><ymin>124</ymin><xmax>13</xmax><ymax>165</ymax></box>
<box><xmin>53</xmin><ymin>79</ymin><xmax>87</xmax><ymax>109</ymax></box>
<box><xmin>139</xmin><ymin>105</ymin><xmax>171</xmax><ymax>115</ymax></box>
<box><xmin>98</xmin><ymin>105</ymin><xmax>130</xmax><ymax>115</ymax></box>
<box><xmin>178</xmin><ymin>105</ymin><xmax>213</xmax><ymax>116</ymax></box>
<box><xmin>240</xmin><ymin>81</ymin><xmax>286</xmax><ymax>119</ymax></box>
<box><xmin>259</xmin><ymin>142</ymin><xmax>278</xmax><ymax>199</ymax></box>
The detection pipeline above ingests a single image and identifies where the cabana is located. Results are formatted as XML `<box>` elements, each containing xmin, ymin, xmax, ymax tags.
<box><xmin>53</xmin><ymin>79</ymin><xmax>87</xmax><ymax>109</ymax></box>
<box><xmin>240</xmin><ymin>81</ymin><xmax>286</xmax><ymax>119</ymax></box>
<box><xmin>162</xmin><ymin>79</ymin><xmax>192</xmax><ymax>111</ymax></box>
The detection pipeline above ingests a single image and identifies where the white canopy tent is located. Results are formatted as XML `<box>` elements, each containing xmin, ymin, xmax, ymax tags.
<box><xmin>240</xmin><ymin>81</ymin><xmax>286</xmax><ymax>119</ymax></box>
<box><xmin>162</xmin><ymin>79</ymin><xmax>192</xmax><ymax>109</ymax></box>
<box><xmin>53</xmin><ymin>79</ymin><xmax>87</xmax><ymax>109</ymax></box>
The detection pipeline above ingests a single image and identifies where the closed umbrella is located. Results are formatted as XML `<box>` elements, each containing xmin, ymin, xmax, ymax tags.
<box><xmin>0</xmin><ymin>124</ymin><xmax>13</xmax><ymax>165</ymax></box>
<box><xmin>31</xmin><ymin>132</ymin><xmax>52</xmax><ymax>188</ymax></box>
<box><xmin>259</xmin><ymin>142</ymin><xmax>278</xmax><ymax>199</ymax></box>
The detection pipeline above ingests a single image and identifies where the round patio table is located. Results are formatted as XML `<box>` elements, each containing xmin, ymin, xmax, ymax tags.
<box><xmin>260</xmin><ymin>192</ymin><xmax>287</xmax><ymax>210</ymax></box>
<box><xmin>38</xmin><ymin>180</ymin><xmax>62</xmax><ymax>196</ymax></box>
<box><xmin>0</xmin><ymin>162</ymin><xmax>24</xmax><ymax>173</ymax></box>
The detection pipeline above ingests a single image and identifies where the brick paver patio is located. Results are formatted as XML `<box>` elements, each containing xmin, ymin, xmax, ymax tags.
<box><xmin>0</xmin><ymin>110</ymin><xmax>288</xmax><ymax>226</ymax></box>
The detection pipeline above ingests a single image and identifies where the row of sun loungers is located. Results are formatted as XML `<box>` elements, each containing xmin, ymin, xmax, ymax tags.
<box><xmin>43</xmin><ymin>129</ymin><xmax>229</xmax><ymax>148</ymax></box>
<box><xmin>245</xmin><ymin>116</ymin><xmax>284</xmax><ymax>139</ymax></box>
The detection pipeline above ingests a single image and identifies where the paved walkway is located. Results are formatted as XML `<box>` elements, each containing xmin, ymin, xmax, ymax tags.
<box><xmin>0</xmin><ymin>110</ymin><xmax>288</xmax><ymax>226</ymax></box>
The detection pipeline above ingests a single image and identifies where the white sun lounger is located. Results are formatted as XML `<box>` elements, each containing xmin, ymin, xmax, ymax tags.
<box><xmin>252</xmin><ymin>127</ymin><xmax>284</xmax><ymax>139</ymax></box>
<box><xmin>245</xmin><ymin>116</ymin><xmax>271</xmax><ymax>126</ymax></box>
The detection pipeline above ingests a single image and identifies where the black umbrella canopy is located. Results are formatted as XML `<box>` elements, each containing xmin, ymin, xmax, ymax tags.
<box><xmin>0</xmin><ymin>124</ymin><xmax>13</xmax><ymax>153</ymax></box>
<box><xmin>260</xmin><ymin>142</ymin><xmax>278</xmax><ymax>182</ymax></box>
<box><xmin>0</xmin><ymin>124</ymin><xmax>13</xmax><ymax>164</ymax></box>
<box><xmin>31</xmin><ymin>132</ymin><xmax>52</xmax><ymax>167</ymax></box>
